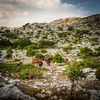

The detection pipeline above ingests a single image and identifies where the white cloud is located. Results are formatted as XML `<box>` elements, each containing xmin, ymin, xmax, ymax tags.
<box><xmin>0</xmin><ymin>0</ymin><xmax>88</xmax><ymax>27</ymax></box>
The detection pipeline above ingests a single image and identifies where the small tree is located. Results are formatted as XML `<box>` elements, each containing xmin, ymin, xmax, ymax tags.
<box><xmin>5</xmin><ymin>47</ymin><xmax>13</xmax><ymax>59</ymax></box>
<box><xmin>65</xmin><ymin>61</ymin><xmax>86</xmax><ymax>99</ymax></box>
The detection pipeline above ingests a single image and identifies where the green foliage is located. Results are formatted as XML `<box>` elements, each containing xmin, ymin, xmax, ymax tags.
<box><xmin>13</xmin><ymin>38</ymin><xmax>31</xmax><ymax>49</ymax></box>
<box><xmin>52</xmin><ymin>53</ymin><xmax>64</xmax><ymax>63</ymax></box>
<box><xmin>79</xmin><ymin>59</ymin><xmax>100</xmax><ymax>69</ymax></box>
<box><xmin>35</xmin><ymin>34</ymin><xmax>40</xmax><ymax>38</ymax></box>
<box><xmin>35</xmin><ymin>53</ymin><xmax>44</xmax><ymax>60</ymax></box>
<box><xmin>23</xmin><ymin>23</ymin><xmax>30</xmax><ymax>29</ymax></box>
<box><xmin>95</xmin><ymin>67</ymin><xmax>100</xmax><ymax>80</ymax></box>
<box><xmin>19</xmin><ymin>38</ymin><xmax>31</xmax><ymax>48</ymax></box>
<box><xmin>38</xmin><ymin>39</ymin><xmax>55</xmax><ymax>48</ymax></box>
<box><xmin>66</xmin><ymin>61</ymin><xmax>86</xmax><ymax>81</ymax></box>
<box><xmin>75</xmin><ymin>29</ymin><xmax>90</xmax><ymax>38</ymax></box>
<box><xmin>0</xmin><ymin>39</ymin><xmax>12</xmax><ymax>47</ymax></box>
<box><xmin>0</xmin><ymin>63</ymin><xmax>19</xmax><ymax>73</ymax></box>
<box><xmin>63</xmin><ymin>45</ymin><xmax>73</xmax><ymax>52</ymax></box>
<box><xmin>19</xmin><ymin>69</ymin><xmax>29</xmax><ymax>80</ymax></box>
<box><xmin>68</xmin><ymin>26</ymin><xmax>74</xmax><ymax>31</ymax></box>
<box><xmin>58</xmin><ymin>26</ymin><xmax>63</xmax><ymax>30</ymax></box>
<box><xmin>2</xmin><ymin>33</ymin><xmax>18</xmax><ymax>39</ymax></box>
<box><xmin>5</xmin><ymin>47</ymin><xmax>13</xmax><ymax>59</ymax></box>
<box><xmin>41</xmin><ymin>49</ymin><xmax>47</xmax><ymax>53</ymax></box>
<box><xmin>13</xmin><ymin>58</ymin><xmax>21</xmax><ymax>62</ymax></box>
<box><xmin>91</xmin><ymin>42</ymin><xmax>99</xmax><ymax>46</ymax></box>
<box><xmin>13</xmin><ymin>41</ymin><xmax>19</xmax><ymax>48</ymax></box>
<box><xmin>89</xmin><ymin>38</ymin><xmax>98</xmax><ymax>42</ymax></box>
<box><xmin>42</xmin><ymin>36</ymin><xmax>47</xmax><ymax>39</ymax></box>
<box><xmin>26</xmin><ymin>48</ymin><xmax>36</xmax><ymax>57</ymax></box>
<box><xmin>79</xmin><ymin>47</ymin><xmax>93</xmax><ymax>58</ymax></box>
<box><xmin>73</xmin><ymin>39</ymin><xmax>79</xmax><ymax>44</ymax></box>
<box><xmin>5</xmin><ymin>30</ymin><xmax>10</xmax><ymax>33</ymax></box>
<box><xmin>58</xmin><ymin>32</ymin><xmax>67</xmax><ymax>38</ymax></box>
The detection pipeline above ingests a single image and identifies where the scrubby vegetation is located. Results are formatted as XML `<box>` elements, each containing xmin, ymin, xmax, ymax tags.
<box><xmin>5</xmin><ymin>47</ymin><xmax>13</xmax><ymax>59</ymax></box>
<box><xmin>52</xmin><ymin>53</ymin><xmax>64</xmax><ymax>63</ymax></box>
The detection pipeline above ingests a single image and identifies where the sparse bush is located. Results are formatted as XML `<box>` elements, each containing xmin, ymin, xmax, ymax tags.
<box><xmin>63</xmin><ymin>45</ymin><xmax>73</xmax><ymax>52</ymax></box>
<box><xmin>42</xmin><ymin>36</ymin><xmax>47</xmax><ymax>39</ymax></box>
<box><xmin>2</xmin><ymin>33</ymin><xmax>18</xmax><ymax>39</ymax></box>
<box><xmin>91</xmin><ymin>43</ymin><xmax>99</xmax><ymax>46</ymax></box>
<box><xmin>13</xmin><ymin>58</ymin><xmax>21</xmax><ymax>62</ymax></box>
<box><xmin>95</xmin><ymin>67</ymin><xmax>100</xmax><ymax>80</ymax></box>
<box><xmin>58</xmin><ymin>32</ymin><xmax>67</xmax><ymax>38</ymax></box>
<box><xmin>0</xmin><ymin>39</ymin><xmax>12</xmax><ymax>47</ymax></box>
<box><xmin>35</xmin><ymin>53</ymin><xmax>44</xmax><ymax>60</ymax></box>
<box><xmin>68</xmin><ymin>26</ymin><xmax>74</xmax><ymax>31</ymax></box>
<box><xmin>58</xmin><ymin>26</ymin><xmax>63</xmax><ymax>30</ymax></box>
<box><xmin>79</xmin><ymin>58</ymin><xmax>100</xmax><ymax>69</ymax></box>
<box><xmin>18</xmin><ymin>38</ymin><xmax>31</xmax><ymax>49</ymax></box>
<box><xmin>5</xmin><ymin>47</ymin><xmax>13</xmax><ymax>59</ymax></box>
<box><xmin>19</xmin><ymin>69</ymin><xmax>28</xmax><ymax>80</ymax></box>
<box><xmin>89</xmin><ymin>38</ymin><xmax>98</xmax><ymax>42</ymax></box>
<box><xmin>26</xmin><ymin>48</ymin><xmax>36</xmax><ymax>57</ymax></box>
<box><xmin>41</xmin><ymin>49</ymin><xmax>47</xmax><ymax>53</ymax></box>
<box><xmin>38</xmin><ymin>39</ymin><xmax>55</xmax><ymax>48</ymax></box>
<box><xmin>52</xmin><ymin>53</ymin><xmax>64</xmax><ymax>63</ymax></box>
<box><xmin>79</xmin><ymin>47</ymin><xmax>93</xmax><ymax>58</ymax></box>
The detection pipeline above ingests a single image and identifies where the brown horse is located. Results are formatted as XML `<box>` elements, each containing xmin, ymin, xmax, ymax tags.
<box><xmin>17</xmin><ymin>62</ymin><xmax>23</xmax><ymax>66</ymax></box>
<box><xmin>64</xmin><ymin>58</ymin><xmax>68</xmax><ymax>63</ymax></box>
<box><xmin>43</xmin><ymin>58</ymin><xmax>51</xmax><ymax>65</ymax></box>
<box><xmin>43</xmin><ymin>57</ymin><xmax>52</xmax><ymax>61</ymax></box>
<box><xmin>32</xmin><ymin>60</ymin><xmax>43</xmax><ymax>67</ymax></box>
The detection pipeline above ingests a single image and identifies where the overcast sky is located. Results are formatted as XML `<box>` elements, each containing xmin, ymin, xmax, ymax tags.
<box><xmin>0</xmin><ymin>0</ymin><xmax>100</xmax><ymax>27</ymax></box>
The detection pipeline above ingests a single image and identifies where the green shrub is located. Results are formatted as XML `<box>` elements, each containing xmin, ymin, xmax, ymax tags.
<box><xmin>68</xmin><ymin>26</ymin><xmax>74</xmax><ymax>31</ymax></box>
<box><xmin>52</xmin><ymin>53</ymin><xmax>64</xmax><ymax>63</ymax></box>
<box><xmin>58</xmin><ymin>32</ymin><xmax>67</xmax><ymax>38</ymax></box>
<box><xmin>91</xmin><ymin>43</ymin><xmax>99</xmax><ymax>46</ymax></box>
<box><xmin>58</xmin><ymin>26</ymin><xmax>63</xmax><ymax>30</ymax></box>
<box><xmin>13</xmin><ymin>38</ymin><xmax>31</xmax><ymax>49</ymax></box>
<box><xmin>2</xmin><ymin>33</ymin><xmax>18</xmax><ymax>39</ymax></box>
<box><xmin>0</xmin><ymin>39</ymin><xmax>12</xmax><ymax>47</ymax></box>
<box><xmin>89</xmin><ymin>38</ymin><xmax>98</xmax><ymax>42</ymax></box>
<box><xmin>18</xmin><ymin>38</ymin><xmax>31</xmax><ymax>48</ymax></box>
<box><xmin>38</xmin><ymin>39</ymin><xmax>55</xmax><ymax>48</ymax></box>
<box><xmin>95</xmin><ymin>67</ymin><xmax>100</xmax><ymax>80</ymax></box>
<box><xmin>19</xmin><ymin>69</ymin><xmax>28</xmax><ymax>80</ymax></box>
<box><xmin>5</xmin><ymin>47</ymin><xmax>13</xmax><ymax>59</ymax></box>
<box><xmin>41</xmin><ymin>49</ymin><xmax>47</xmax><ymax>53</ymax></box>
<box><xmin>26</xmin><ymin>48</ymin><xmax>36</xmax><ymax>57</ymax></box>
<box><xmin>35</xmin><ymin>53</ymin><xmax>44</xmax><ymax>60</ymax></box>
<box><xmin>63</xmin><ymin>45</ymin><xmax>73</xmax><ymax>52</ymax></box>
<box><xmin>79</xmin><ymin>59</ymin><xmax>100</xmax><ymax>69</ymax></box>
<box><xmin>79</xmin><ymin>47</ymin><xmax>93</xmax><ymax>57</ymax></box>
<box><xmin>13</xmin><ymin>58</ymin><xmax>21</xmax><ymax>62</ymax></box>
<box><xmin>0</xmin><ymin>63</ymin><xmax>18</xmax><ymax>73</ymax></box>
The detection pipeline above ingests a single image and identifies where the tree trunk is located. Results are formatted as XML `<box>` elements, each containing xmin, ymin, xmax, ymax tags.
<box><xmin>70</xmin><ymin>79</ymin><xmax>74</xmax><ymax>100</ymax></box>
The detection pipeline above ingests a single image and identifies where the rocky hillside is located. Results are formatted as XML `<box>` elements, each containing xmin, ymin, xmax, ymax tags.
<box><xmin>51</xmin><ymin>14</ymin><xmax>100</xmax><ymax>33</ymax></box>
<box><xmin>0</xmin><ymin>13</ymin><xmax>100</xmax><ymax>100</ymax></box>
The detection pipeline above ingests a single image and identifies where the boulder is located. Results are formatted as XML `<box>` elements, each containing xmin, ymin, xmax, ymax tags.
<box><xmin>0</xmin><ymin>72</ymin><xmax>2</xmax><ymax>78</ymax></box>
<box><xmin>36</xmin><ymin>93</ymin><xmax>46</xmax><ymax>98</ymax></box>
<box><xmin>0</xmin><ymin>83</ymin><xmax>36</xmax><ymax>100</ymax></box>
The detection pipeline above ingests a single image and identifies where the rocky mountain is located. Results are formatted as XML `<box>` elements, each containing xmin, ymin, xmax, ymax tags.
<box><xmin>51</xmin><ymin>14</ymin><xmax>100</xmax><ymax>33</ymax></box>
